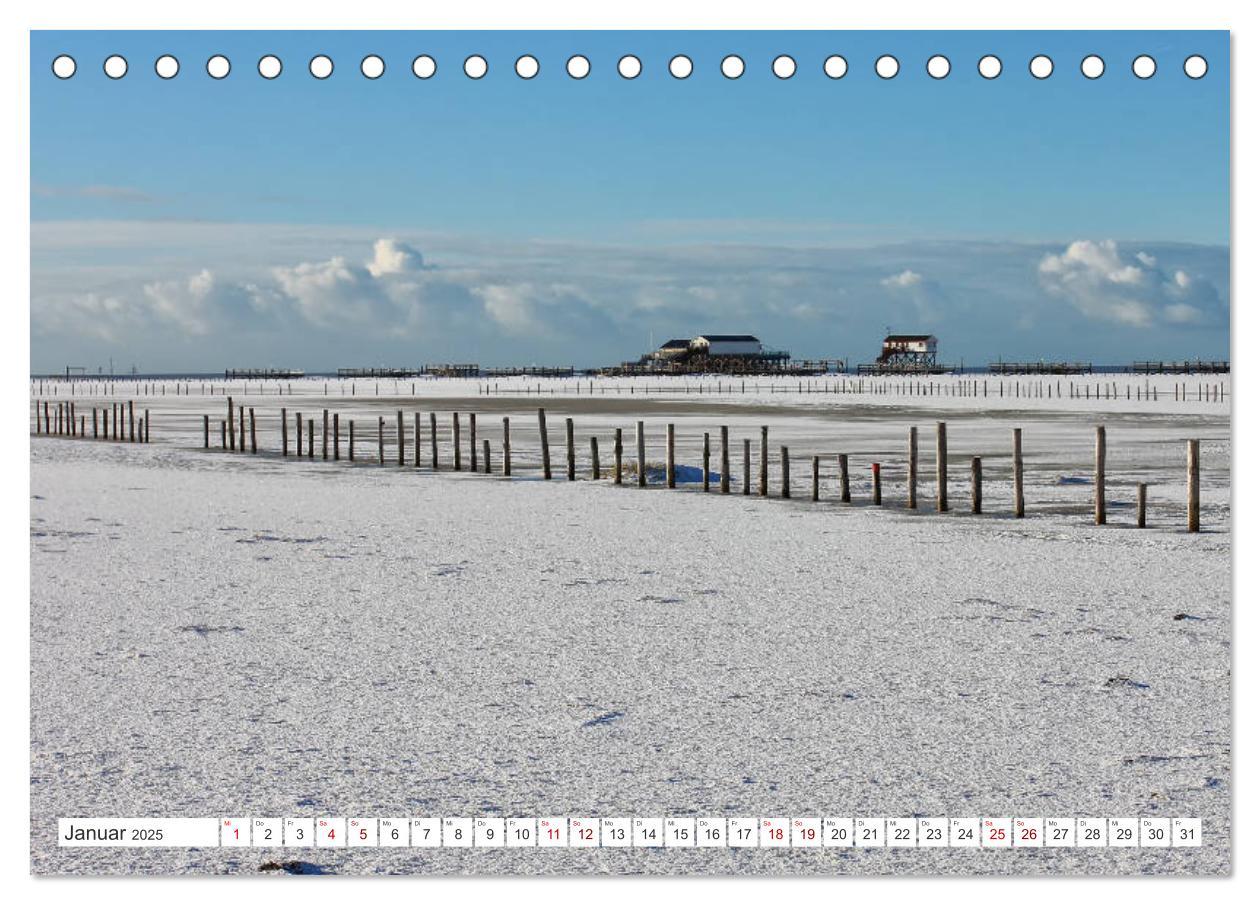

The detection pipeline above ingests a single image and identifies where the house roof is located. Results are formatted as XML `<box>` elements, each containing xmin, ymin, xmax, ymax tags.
<box><xmin>883</xmin><ymin>334</ymin><xmax>936</xmax><ymax>343</ymax></box>
<box><xmin>696</xmin><ymin>334</ymin><xmax>761</xmax><ymax>343</ymax></box>
<box><xmin>658</xmin><ymin>339</ymin><xmax>691</xmax><ymax>349</ymax></box>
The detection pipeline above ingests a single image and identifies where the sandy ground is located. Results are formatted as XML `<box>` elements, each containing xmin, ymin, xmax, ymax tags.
<box><xmin>29</xmin><ymin>400</ymin><xmax>1231</xmax><ymax>875</ymax></box>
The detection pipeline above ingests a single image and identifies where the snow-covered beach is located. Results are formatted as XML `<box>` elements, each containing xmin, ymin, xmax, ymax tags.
<box><xmin>30</xmin><ymin>374</ymin><xmax>1231</xmax><ymax>875</ymax></box>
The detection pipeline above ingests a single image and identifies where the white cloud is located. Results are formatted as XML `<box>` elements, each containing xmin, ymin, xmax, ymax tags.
<box><xmin>881</xmin><ymin>269</ymin><xmax>923</xmax><ymax>288</ymax></box>
<box><xmin>1038</xmin><ymin>239</ymin><xmax>1223</xmax><ymax>328</ymax></box>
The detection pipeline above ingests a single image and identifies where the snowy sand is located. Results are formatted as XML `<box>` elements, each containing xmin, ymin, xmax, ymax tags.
<box><xmin>29</xmin><ymin>376</ymin><xmax>1231</xmax><ymax>875</ymax></box>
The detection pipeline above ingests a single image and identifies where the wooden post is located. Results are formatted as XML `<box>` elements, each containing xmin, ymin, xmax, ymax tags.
<box><xmin>907</xmin><ymin>426</ymin><xmax>918</xmax><ymax>509</ymax></box>
<box><xmin>720</xmin><ymin>426</ymin><xmax>730</xmax><ymax>493</ymax></box>
<box><xmin>502</xmin><ymin>417</ymin><xmax>511</xmax><ymax>476</ymax></box>
<box><xmin>1187</xmin><ymin>439</ymin><xmax>1200</xmax><ymax>533</ymax></box>
<box><xmin>971</xmin><ymin>457</ymin><xmax>982</xmax><ymax>514</ymax></box>
<box><xmin>780</xmin><ymin>447</ymin><xmax>790</xmax><ymax>498</ymax></box>
<box><xmin>637</xmin><ymin>421</ymin><xmax>647</xmax><ymax>488</ymax></box>
<box><xmin>227</xmin><ymin>397</ymin><xmax>235</xmax><ymax>450</ymax></box>
<box><xmin>307</xmin><ymin>419</ymin><xmax>314</xmax><ymax>459</ymax></box>
<box><xmin>1012</xmin><ymin>428</ymin><xmax>1025</xmax><ymax>518</ymax></box>
<box><xmin>220</xmin><ymin>420</ymin><xmax>226</xmax><ymax>449</ymax></box>
<box><xmin>872</xmin><ymin>462</ymin><xmax>882</xmax><ymax>505</ymax></box>
<box><xmin>759</xmin><ymin>426</ymin><xmax>769</xmax><ymax>496</ymax></box>
<box><xmin>703</xmin><ymin>433</ymin><xmax>711</xmax><ymax>492</ymax></box>
<box><xmin>483</xmin><ymin>438</ymin><xmax>491</xmax><ymax>474</ymax></box>
<box><xmin>203</xmin><ymin>414</ymin><xmax>210</xmax><ymax>449</ymax></box>
<box><xmin>414</xmin><ymin>413</ymin><xmax>421</xmax><ymax>467</ymax></box>
<box><xmin>566</xmin><ymin>418</ymin><xmax>576</xmax><ymax>481</ymax></box>
<box><xmin>333</xmin><ymin>414</ymin><xmax>341</xmax><ymax>460</ymax></box>
<box><xmin>129</xmin><ymin>400</ymin><xmax>136</xmax><ymax>443</ymax></box>
<box><xmin>1095</xmin><ymin>425</ymin><xmax>1106</xmax><ymax>525</ymax></box>
<box><xmin>935</xmin><ymin>421</ymin><xmax>948</xmax><ymax>512</ymax></box>
<box><xmin>453</xmin><ymin>414</ymin><xmax>462</xmax><ymax>471</ymax></box>
<box><xmin>281</xmin><ymin>407</ymin><xmax>288</xmax><ymax>456</ymax></box>
<box><xmin>812</xmin><ymin>456</ymin><xmax>820</xmax><ymax>502</ymax></box>
<box><xmin>1137</xmin><ymin>482</ymin><xmax>1147</xmax><ymax>529</ymax></box>
<box><xmin>349</xmin><ymin>420</ymin><xmax>355</xmax><ymax>461</ymax></box>
<box><xmin>378</xmin><ymin>417</ymin><xmax>385</xmax><ymax>464</ymax></box>
<box><xmin>590</xmin><ymin>436</ymin><xmax>601</xmax><ymax>479</ymax></box>
<box><xmin>614</xmin><ymin>428</ymin><xmax>623</xmax><ymax>485</ymax></box>
<box><xmin>839</xmin><ymin>454</ymin><xmax>851</xmax><ymax>503</ymax></box>
<box><xmin>743</xmin><ymin>439</ymin><xmax>751</xmax><ymax>495</ymax></box>
<box><xmin>397</xmin><ymin>411</ymin><xmax>405</xmax><ymax>467</ymax></box>
<box><xmin>430</xmin><ymin>413</ymin><xmax>439</xmax><ymax>469</ymax></box>
<box><xmin>296</xmin><ymin>413</ymin><xmax>303</xmax><ymax>456</ymax></box>
<box><xmin>666</xmin><ymin>423</ymin><xmax>676</xmax><ymax>488</ymax></box>
<box><xmin>93</xmin><ymin>408</ymin><xmax>99</xmax><ymax>439</ymax></box>
<box><xmin>538</xmin><ymin>408</ymin><xmax>551</xmax><ymax>479</ymax></box>
<box><xmin>469</xmin><ymin>413</ymin><xmax>477</xmax><ymax>472</ymax></box>
<box><xmin>249</xmin><ymin>408</ymin><xmax>256</xmax><ymax>453</ymax></box>
<box><xmin>322</xmin><ymin>409</ymin><xmax>329</xmax><ymax>460</ymax></box>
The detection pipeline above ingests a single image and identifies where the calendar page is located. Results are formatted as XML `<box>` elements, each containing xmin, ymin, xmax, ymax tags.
<box><xmin>26</xmin><ymin>19</ymin><xmax>1230</xmax><ymax>880</ymax></box>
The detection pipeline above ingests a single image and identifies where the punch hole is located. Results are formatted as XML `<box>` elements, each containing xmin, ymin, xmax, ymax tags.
<box><xmin>464</xmin><ymin>55</ymin><xmax>488</xmax><ymax>79</ymax></box>
<box><xmin>309</xmin><ymin>55</ymin><xmax>333</xmax><ymax>79</ymax></box>
<box><xmin>412</xmin><ymin>55</ymin><xmax>436</xmax><ymax>79</ymax></box>
<box><xmin>566</xmin><ymin>55</ymin><xmax>591</xmax><ymax>79</ymax></box>
<box><xmin>669</xmin><ymin>55</ymin><xmax>693</xmax><ymax>79</ymax></box>
<box><xmin>51</xmin><ymin>55</ymin><xmax>77</xmax><ymax>79</ymax></box>
<box><xmin>155</xmin><ymin>56</ymin><xmax>180</xmax><ymax>79</ymax></box>
<box><xmin>978</xmin><ymin>55</ymin><xmax>1002</xmax><ymax>79</ymax></box>
<box><xmin>1132</xmin><ymin>55</ymin><xmax>1156</xmax><ymax>79</ymax></box>
<box><xmin>823</xmin><ymin>55</ymin><xmax>848</xmax><ymax>79</ymax></box>
<box><xmin>1029</xmin><ymin>55</ymin><xmax>1053</xmax><ymax>79</ymax></box>
<box><xmin>618</xmin><ymin>55</ymin><xmax>642</xmax><ymax>79</ymax></box>
<box><xmin>1080</xmin><ymin>55</ymin><xmax>1105</xmax><ymax>79</ymax></box>
<box><xmin>926</xmin><ymin>55</ymin><xmax>950</xmax><ymax>79</ymax></box>
<box><xmin>206</xmin><ymin>55</ymin><xmax>231</xmax><ymax>79</ymax></box>
<box><xmin>258</xmin><ymin>55</ymin><xmax>282</xmax><ymax>79</ymax></box>
<box><xmin>772</xmin><ymin>55</ymin><xmax>796</xmax><ymax>79</ymax></box>
<box><xmin>721</xmin><ymin>55</ymin><xmax>744</xmax><ymax>79</ymax></box>
<box><xmin>103</xmin><ymin>55</ymin><xmax>128</xmax><ymax>79</ymax></box>
<box><xmin>361</xmin><ymin>55</ymin><xmax>385</xmax><ymax>79</ymax></box>
<box><xmin>1183</xmin><ymin>55</ymin><xmax>1208</xmax><ymax>79</ymax></box>
<box><xmin>515</xmin><ymin>55</ymin><xmax>539</xmax><ymax>79</ymax></box>
<box><xmin>875</xmin><ymin>55</ymin><xmax>899</xmax><ymax>79</ymax></box>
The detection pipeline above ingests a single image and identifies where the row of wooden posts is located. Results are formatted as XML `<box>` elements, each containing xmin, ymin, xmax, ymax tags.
<box><xmin>32</xmin><ymin>399</ymin><xmax>151</xmax><ymax>443</ymax></box>
<box><xmin>196</xmin><ymin>399</ymin><xmax>1204</xmax><ymax>533</ymax></box>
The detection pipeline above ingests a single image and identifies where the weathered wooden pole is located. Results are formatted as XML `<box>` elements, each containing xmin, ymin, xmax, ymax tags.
<box><xmin>307</xmin><ymin>419</ymin><xmax>314</xmax><ymax>459</ymax></box>
<box><xmin>971</xmin><ymin>457</ymin><xmax>982</xmax><ymax>513</ymax></box>
<box><xmin>249</xmin><ymin>408</ymin><xmax>256</xmax><ymax>453</ymax></box>
<box><xmin>430</xmin><ymin>412</ymin><xmax>439</xmax><ymax>469</ymax></box>
<box><xmin>935</xmin><ymin>421</ymin><xmax>948</xmax><ymax>512</ymax></box>
<box><xmin>1095</xmin><ymin>425</ymin><xmax>1106</xmax><ymax>525</ymax></box>
<box><xmin>743</xmin><ymin>439</ymin><xmax>751</xmax><ymax>495</ymax></box>
<box><xmin>238</xmin><ymin>404</ymin><xmax>245</xmax><ymax>452</ymax></box>
<box><xmin>414</xmin><ymin>413</ymin><xmax>421</xmax><ymax>467</ymax></box>
<box><xmin>502</xmin><ymin>417</ymin><xmax>511</xmax><ymax>476</ymax></box>
<box><xmin>322</xmin><ymin>409</ymin><xmax>329</xmax><ymax>460</ymax></box>
<box><xmin>295</xmin><ymin>412</ymin><xmax>303</xmax><ymax>456</ymax></box>
<box><xmin>666</xmin><ymin>423</ymin><xmax>676</xmax><ymax>488</ymax></box>
<box><xmin>220</xmin><ymin>420</ymin><xmax>226</xmax><ymax>449</ymax></box>
<box><xmin>703</xmin><ymin>433</ymin><xmax>711</xmax><ymax>492</ymax></box>
<box><xmin>349</xmin><ymin>420</ymin><xmax>356</xmax><ymax>461</ymax></box>
<box><xmin>483</xmin><ymin>438</ymin><xmax>491</xmax><ymax>474</ymax></box>
<box><xmin>1012</xmin><ymin>428</ymin><xmax>1025</xmax><ymax>518</ymax></box>
<box><xmin>333</xmin><ymin>413</ymin><xmax>340</xmax><ymax>460</ymax></box>
<box><xmin>453</xmin><ymin>413</ymin><xmax>462</xmax><ymax>471</ymax></box>
<box><xmin>203</xmin><ymin>414</ymin><xmax>210</xmax><ymax>449</ymax></box>
<box><xmin>469</xmin><ymin>413</ymin><xmax>477</xmax><ymax>472</ymax></box>
<box><xmin>281</xmin><ymin>407</ymin><xmax>288</xmax><ymax>456</ymax></box>
<box><xmin>1137</xmin><ymin>482</ymin><xmax>1147</xmax><ymax>529</ymax></box>
<box><xmin>720</xmin><ymin>426</ymin><xmax>731</xmax><ymax>493</ymax></box>
<box><xmin>839</xmin><ymin>453</ymin><xmax>851</xmax><ymax>503</ymax></box>
<box><xmin>397</xmin><ymin>411</ymin><xmax>405</xmax><ymax>467</ymax></box>
<box><xmin>637</xmin><ymin>421</ymin><xmax>647</xmax><ymax>488</ymax></box>
<box><xmin>759</xmin><ymin>426</ymin><xmax>769</xmax><ymax>497</ymax></box>
<box><xmin>812</xmin><ymin>456</ymin><xmax>821</xmax><ymax>502</ymax></box>
<box><xmin>93</xmin><ymin>407</ymin><xmax>99</xmax><ymax>439</ymax></box>
<box><xmin>590</xmin><ymin>436</ymin><xmax>601</xmax><ymax>479</ymax></box>
<box><xmin>227</xmin><ymin>397</ymin><xmax>235</xmax><ymax>450</ymax></box>
<box><xmin>538</xmin><ymin>408</ymin><xmax>551</xmax><ymax>479</ymax></box>
<box><xmin>907</xmin><ymin>426</ymin><xmax>918</xmax><ymax>509</ymax></box>
<box><xmin>614</xmin><ymin>428</ymin><xmax>623</xmax><ymax>485</ymax></box>
<box><xmin>565</xmin><ymin>418</ymin><xmax>576</xmax><ymax>481</ymax></box>
<box><xmin>780</xmin><ymin>447</ymin><xmax>791</xmax><ymax>498</ymax></box>
<box><xmin>1187</xmin><ymin>439</ymin><xmax>1200</xmax><ymax>533</ymax></box>
<box><xmin>129</xmin><ymin>400</ymin><xmax>137</xmax><ymax>443</ymax></box>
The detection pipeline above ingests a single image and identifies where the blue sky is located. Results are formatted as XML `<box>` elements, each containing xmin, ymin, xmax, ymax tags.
<box><xmin>30</xmin><ymin>30</ymin><xmax>1229</xmax><ymax>372</ymax></box>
